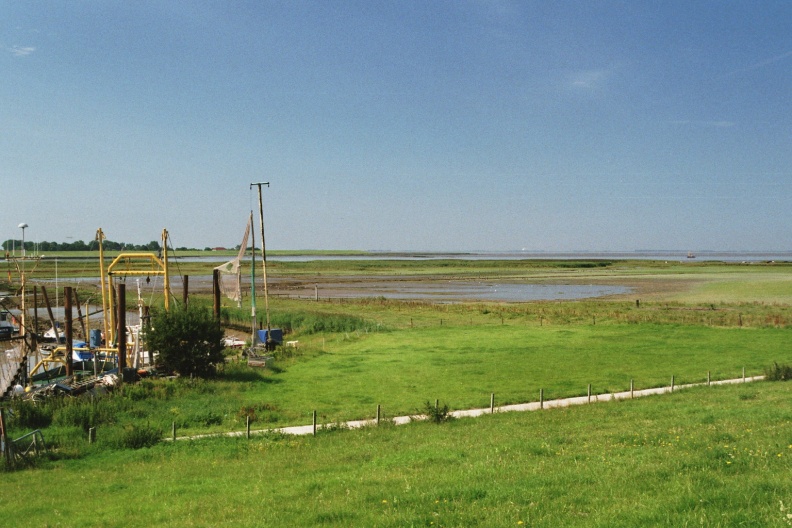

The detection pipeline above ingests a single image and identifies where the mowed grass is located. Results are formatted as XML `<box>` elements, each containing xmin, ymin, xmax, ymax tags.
<box><xmin>2</xmin><ymin>381</ymin><xmax>791</xmax><ymax>527</ymax></box>
<box><xmin>17</xmin><ymin>322</ymin><xmax>790</xmax><ymax>448</ymax></box>
<box><xmin>271</xmin><ymin>323</ymin><xmax>789</xmax><ymax>424</ymax></box>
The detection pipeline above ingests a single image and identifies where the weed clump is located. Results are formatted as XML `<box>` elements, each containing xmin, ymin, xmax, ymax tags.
<box><xmin>114</xmin><ymin>424</ymin><xmax>162</xmax><ymax>449</ymax></box>
<box><xmin>765</xmin><ymin>362</ymin><xmax>792</xmax><ymax>381</ymax></box>
<box><xmin>420</xmin><ymin>401</ymin><xmax>452</xmax><ymax>424</ymax></box>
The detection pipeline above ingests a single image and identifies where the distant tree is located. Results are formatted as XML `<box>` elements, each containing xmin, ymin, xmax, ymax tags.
<box><xmin>145</xmin><ymin>305</ymin><xmax>225</xmax><ymax>378</ymax></box>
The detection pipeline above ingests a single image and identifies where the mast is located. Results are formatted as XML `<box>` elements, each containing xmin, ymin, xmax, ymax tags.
<box><xmin>250</xmin><ymin>182</ymin><xmax>272</xmax><ymax>347</ymax></box>
<box><xmin>249</xmin><ymin>211</ymin><xmax>257</xmax><ymax>345</ymax></box>
<box><xmin>96</xmin><ymin>228</ymin><xmax>109</xmax><ymax>344</ymax></box>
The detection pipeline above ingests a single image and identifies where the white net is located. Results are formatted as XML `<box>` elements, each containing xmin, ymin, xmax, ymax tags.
<box><xmin>214</xmin><ymin>216</ymin><xmax>251</xmax><ymax>306</ymax></box>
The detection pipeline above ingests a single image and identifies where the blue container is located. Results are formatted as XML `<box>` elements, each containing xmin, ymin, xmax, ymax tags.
<box><xmin>90</xmin><ymin>329</ymin><xmax>103</xmax><ymax>348</ymax></box>
<box><xmin>257</xmin><ymin>328</ymin><xmax>283</xmax><ymax>345</ymax></box>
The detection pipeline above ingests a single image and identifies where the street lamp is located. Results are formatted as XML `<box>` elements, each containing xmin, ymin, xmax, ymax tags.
<box><xmin>18</xmin><ymin>223</ymin><xmax>28</xmax><ymax>257</ymax></box>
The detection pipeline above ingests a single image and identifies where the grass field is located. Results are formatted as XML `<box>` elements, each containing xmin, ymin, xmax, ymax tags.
<box><xmin>2</xmin><ymin>258</ymin><xmax>791</xmax><ymax>526</ymax></box>
<box><xmin>2</xmin><ymin>382</ymin><xmax>791</xmax><ymax>527</ymax></box>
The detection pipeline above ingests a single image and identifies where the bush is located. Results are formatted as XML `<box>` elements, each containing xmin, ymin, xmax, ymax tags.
<box><xmin>765</xmin><ymin>362</ymin><xmax>792</xmax><ymax>381</ymax></box>
<box><xmin>419</xmin><ymin>400</ymin><xmax>452</xmax><ymax>424</ymax></box>
<box><xmin>145</xmin><ymin>305</ymin><xmax>225</xmax><ymax>378</ymax></box>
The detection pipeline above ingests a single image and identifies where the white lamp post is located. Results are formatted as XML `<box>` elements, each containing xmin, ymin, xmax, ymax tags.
<box><xmin>18</xmin><ymin>223</ymin><xmax>28</xmax><ymax>257</ymax></box>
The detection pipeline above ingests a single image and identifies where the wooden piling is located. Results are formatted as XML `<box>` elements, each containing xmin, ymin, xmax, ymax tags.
<box><xmin>64</xmin><ymin>286</ymin><xmax>73</xmax><ymax>377</ymax></box>
<box><xmin>212</xmin><ymin>269</ymin><xmax>221</xmax><ymax>320</ymax></box>
<box><xmin>183</xmin><ymin>275</ymin><xmax>189</xmax><ymax>307</ymax></box>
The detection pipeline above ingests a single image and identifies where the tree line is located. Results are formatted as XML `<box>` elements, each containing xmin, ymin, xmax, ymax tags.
<box><xmin>2</xmin><ymin>239</ymin><xmax>164</xmax><ymax>252</ymax></box>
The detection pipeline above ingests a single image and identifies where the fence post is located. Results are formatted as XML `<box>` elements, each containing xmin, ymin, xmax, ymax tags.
<box><xmin>172</xmin><ymin>422</ymin><xmax>176</xmax><ymax>441</ymax></box>
<box><xmin>312</xmin><ymin>410</ymin><xmax>317</xmax><ymax>436</ymax></box>
<box><xmin>742</xmin><ymin>367</ymin><xmax>746</xmax><ymax>382</ymax></box>
<box><xmin>540</xmin><ymin>388</ymin><xmax>544</xmax><ymax>409</ymax></box>
<box><xmin>246</xmin><ymin>416</ymin><xmax>251</xmax><ymax>439</ymax></box>
<box><xmin>671</xmin><ymin>375</ymin><xmax>675</xmax><ymax>392</ymax></box>
<box><xmin>376</xmin><ymin>404</ymin><xmax>381</xmax><ymax>425</ymax></box>
<box><xmin>490</xmin><ymin>393</ymin><xmax>495</xmax><ymax>413</ymax></box>
<box><xmin>1</xmin><ymin>408</ymin><xmax>11</xmax><ymax>469</ymax></box>
<box><xmin>587</xmin><ymin>383</ymin><xmax>591</xmax><ymax>403</ymax></box>
<box><xmin>630</xmin><ymin>379</ymin><xmax>634</xmax><ymax>399</ymax></box>
<box><xmin>89</xmin><ymin>427</ymin><xmax>96</xmax><ymax>444</ymax></box>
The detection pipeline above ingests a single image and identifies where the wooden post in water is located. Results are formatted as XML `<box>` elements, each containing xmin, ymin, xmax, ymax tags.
<box><xmin>182</xmin><ymin>275</ymin><xmax>189</xmax><ymax>307</ymax></box>
<box><xmin>117</xmin><ymin>284</ymin><xmax>127</xmax><ymax>377</ymax></box>
<box><xmin>212</xmin><ymin>269</ymin><xmax>220</xmax><ymax>321</ymax></box>
<box><xmin>64</xmin><ymin>287</ymin><xmax>73</xmax><ymax>377</ymax></box>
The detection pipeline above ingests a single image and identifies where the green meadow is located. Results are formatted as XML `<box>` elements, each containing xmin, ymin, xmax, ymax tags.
<box><xmin>2</xmin><ymin>258</ymin><xmax>792</xmax><ymax>526</ymax></box>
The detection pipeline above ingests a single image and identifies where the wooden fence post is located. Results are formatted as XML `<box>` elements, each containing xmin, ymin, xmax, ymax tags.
<box><xmin>1</xmin><ymin>408</ymin><xmax>11</xmax><ymax>469</ymax></box>
<box><xmin>376</xmin><ymin>404</ymin><xmax>381</xmax><ymax>425</ymax></box>
<box><xmin>671</xmin><ymin>375</ymin><xmax>675</xmax><ymax>392</ymax></box>
<box><xmin>172</xmin><ymin>422</ymin><xmax>176</xmax><ymax>441</ymax></box>
<box><xmin>707</xmin><ymin>371</ymin><xmax>711</xmax><ymax>386</ymax></box>
<box><xmin>312</xmin><ymin>411</ymin><xmax>317</xmax><ymax>436</ymax></box>
<box><xmin>587</xmin><ymin>383</ymin><xmax>591</xmax><ymax>403</ymax></box>
<box><xmin>630</xmin><ymin>379</ymin><xmax>634</xmax><ymax>399</ymax></box>
<box><xmin>246</xmin><ymin>416</ymin><xmax>251</xmax><ymax>439</ymax></box>
<box><xmin>490</xmin><ymin>393</ymin><xmax>495</xmax><ymax>413</ymax></box>
<box><xmin>88</xmin><ymin>427</ymin><xmax>96</xmax><ymax>444</ymax></box>
<box><xmin>742</xmin><ymin>367</ymin><xmax>746</xmax><ymax>382</ymax></box>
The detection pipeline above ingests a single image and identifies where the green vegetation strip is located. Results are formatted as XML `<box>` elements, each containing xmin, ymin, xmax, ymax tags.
<box><xmin>2</xmin><ymin>382</ymin><xmax>791</xmax><ymax>527</ymax></box>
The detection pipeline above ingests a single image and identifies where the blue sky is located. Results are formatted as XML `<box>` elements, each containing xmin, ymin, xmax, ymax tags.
<box><xmin>2</xmin><ymin>1</ymin><xmax>791</xmax><ymax>252</ymax></box>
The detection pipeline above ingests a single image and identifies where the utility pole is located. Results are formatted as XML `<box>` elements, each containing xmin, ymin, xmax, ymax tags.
<box><xmin>250</xmin><ymin>182</ymin><xmax>272</xmax><ymax>349</ymax></box>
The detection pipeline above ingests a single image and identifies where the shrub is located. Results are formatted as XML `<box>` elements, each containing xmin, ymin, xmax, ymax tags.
<box><xmin>145</xmin><ymin>305</ymin><xmax>225</xmax><ymax>378</ymax></box>
<box><xmin>420</xmin><ymin>400</ymin><xmax>452</xmax><ymax>424</ymax></box>
<box><xmin>765</xmin><ymin>362</ymin><xmax>792</xmax><ymax>381</ymax></box>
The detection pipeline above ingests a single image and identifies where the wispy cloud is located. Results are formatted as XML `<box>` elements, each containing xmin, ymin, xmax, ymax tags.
<box><xmin>570</xmin><ymin>69</ymin><xmax>609</xmax><ymax>88</ymax></box>
<box><xmin>723</xmin><ymin>50</ymin><xmax>792</xmax><ymax>78</ymax></box>
<box><xmin>9</xmin><ymin>45</ymin><xmax>36</xmax><ymax>57</ymax></box>
<box><xmin>670</xmin><ymin>120</ymin><xmax>735</xmax><ymax>128</ymax></box>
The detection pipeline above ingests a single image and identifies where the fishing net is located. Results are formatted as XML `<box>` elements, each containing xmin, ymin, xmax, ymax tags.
<box><xmin>214</xmin><ymin>216</ymin><xmax>251</xmax><ymax>305</ymax></box>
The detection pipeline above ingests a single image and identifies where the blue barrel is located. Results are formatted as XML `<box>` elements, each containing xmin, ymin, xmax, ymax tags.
<box><xmin>257</xmin><ymin>328</ymin><xmax>283</xmax><ymax>345</ymax></box>
<box><xmin>90</xmin><ymin>329</ymin><xmax>103</xmax><ymax>348</ymax></box>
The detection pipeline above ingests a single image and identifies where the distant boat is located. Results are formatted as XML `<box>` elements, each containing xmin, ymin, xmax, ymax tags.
<box><xmin>687</xmin><ymin>252</ymin><xmax>696</xmax><ymax>259</ymax></box>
